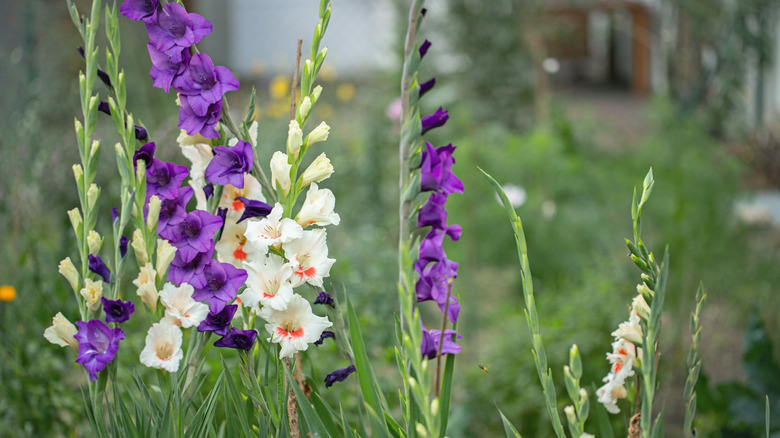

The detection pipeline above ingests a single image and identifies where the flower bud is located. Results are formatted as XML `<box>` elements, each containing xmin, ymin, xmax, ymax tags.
<box><xmin>569</xmin><ymin>344</ymin><xmax>582</xmax><ymax>380</ymax></box>
<box><xmin>311</xmin><ymin>85</ymin><xmax>323</xmax><ymax>103</ymax></box>
<box><xmin>131</xmin><ymin>229</ymin><xmax>148</xmax><ymax>265</ymax></box>
<box><xmin>430</xmin><ymin>398</ymin><xmax>439</xmax><ymax>417</ymax></box>
<box><xmin>579</xmin><ymin>388</ymin><xmax>589</xmax><ymax>407</ymax></box>
<box><xmin>87</xmin><ymin>230</ymin><xmax>103</xmax><ymax>255</ymax></box>
<box><xmin>67</xmin><ymin>208</ymin><xmax>82</xmax><ymax>233</ymax></box>
<box><xmin>90</xmin><ymin>140</ymin><xmax>100</xmax><ymax>158</ymax></box>
<box><xmin>632</xmin><ymin>294</ymin><xmax>651</xmax><ymax>320</ymax></box>
<box><xmin>80</xmin><ymin>278</ymin><xmax>103</xmax><ymax>313</ymax></box>
<box><xmin>286</xmin><ymin>120</ymin><xmax>303</xmax><ymax>158</ymax></box>
<box><xmin>43</xmin><ymin>312</ymin><xmax>78</xmax><ymax>349</ymax></box>
<box><xmin>301</xmin><ymin>153</ymin><xmax>333</xmax><ymax>187</ymax></box>
<box><xmin>415</xmin><ymin>423</ymin><xmax>428</xmax><ymax>438</ymax></box>
<box><xmin>147</xmin><ymin>195</ymin><xmax>161</xmax><ymax>233</ymax></box>
<box><xmin>72</xmin><ymin>164</ymin><xmax>84</xmax><ymax>185</ymax></box>
<box><xmin>564</xmin><ymin>405</ymin><xmax>577</xmax><ymax>425</ymax></box>
<box><xmin>637</xmin><ymin>282</ymin><xmax>654</xmax><ymax>300</ymax></box>
<box><xmin>133</xmin><ymin>262</ymin><xmax>158</xmax><ymax>311</ymax></box>
<box><xmin>305</xmin><ymin>121</ymin><xmax>330</xmax><ymax>146</ymax></box>
<box><xmin>58</xmin><ymin>257</ymin><xmax>80</xmax><ymax>293</ymax></box>
<box><xmin>298</xmin><ymin>96</ymin><xmax>312</xmax><ymax>119</ymax></box>
<box><xmin>156</xmin><ymin>238</ymin><xmax>176</xmax><ymax>277</ymax></box>
<box><xmin>270</xmin><ymin>151</ymin><xmax>292</xmax><ymax>195</ymax></box>
<box><xmin>87</xmin><ymin>183</ymin><xmax>100</xmax><ymax>211</ymax></box>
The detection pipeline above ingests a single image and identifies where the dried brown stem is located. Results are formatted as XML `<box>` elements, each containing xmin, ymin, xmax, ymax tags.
<box><xmin>290</xmin><ymin>39</ymin><xmax>303</xmax><ymax>121</ymax></box>
<box><xmin>284</xmin><ymin>357</ymin><xmax>301</xmax><ymax>438</ymax></box>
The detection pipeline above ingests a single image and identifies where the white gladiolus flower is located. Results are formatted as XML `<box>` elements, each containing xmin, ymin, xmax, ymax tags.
<box><xmin>159</xmin><ymin>282</ymin><xmax>209</xmax><ymax>328</ymax></box>
<box><xmin>611</xmin><ymin>310</ymin><xmax>643</xmax><ymax>345</ymax></box>
<box><xmin>260</xmin><ymin>294</ymin><xmax>332</xmax><ymax>359</ymax></box>
<box><xmin>282</xmin><ymin>228</ymin><xmax>335</xmax><ymax>288</ymax></box>
<box><xmin>216</xmin><ymin>218</ymin><xmax>260</xmax><ymax>268</ymax></box>
<box><xmin>139</xmin><ymin>319</ymin><xmax>184</xmax><ymax>372</ymax></box>
<box><xmin>270</xmin><ymin>151</ymin><xmax>292</xmax><ymax>195</ymax></box>
<box><xmin>219</xmin><ymin>174</ymin><xmax>265</xmax><ymax>221</ymax></box>
<box><xmin>133</xmin><ymin>263</ymin><xmax>159</xmax><ymax>311</ymax></box>
<box><xmin>240</xmin><ymin>254</ymin><xmax>294</xmax><ymax>311</ymax></box>
<box><xmin>245</xmin><ymin>203</ymin><xmax>303</xmax><ymax>252</ymax></box>
<box><xmin>179</xmin><ymin>138</ymin><xmax>214</xmax><ymax>211</ymax></box>
<box><xmin>305</xmin><ymin>121</ymin><xmax>330</xmax><ymax>146</ymax></box>
<box><xmin>301</xmin><ymin>153</ymin><xmax>334</xmax><ymax>187</ymax></box>
<box><xmin>80</xmin><ymin>278</ymin><xmax>103</xmax><ymax>313</ymax></box>
<box><xmin>606</xmin><ymin>339</ymin><xmax>637</xmax><ymax>382</ymax></box>
<box><xmin>286</xmin><ymin>120</ymin><xmax>303</xmax><ymax>158</ymax></box>
<box><xmin>596</xmin><ymin>375</ymin><xmax>628</xmax><ymax>414</ymax></box>
<box><xmin>296</xmin><ymin>183</ymin><xmax>340</xmax><ymax>227</ymax></box>
<box><xmin>43</xmin><ymin>312</ymin><xmax>78</xmax><ymax>349</ymax></box>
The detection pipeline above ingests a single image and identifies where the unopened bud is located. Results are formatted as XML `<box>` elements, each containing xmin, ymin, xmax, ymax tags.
<box><xmin>156</xmin><ymin>239</ymin><xmax>176</xmax><ymax>276</ymax></box>
<box><xmin>80</xmin><ymin>278</ymin><xmax>103</xmax><ymax>313</ymax></box>
<box><xmin>569</xmin><ymin>344</ymin><xmax>582</xmax><ymax>380</ymax></box>
<box><xmin>415</xmin><ymin>423</ymin><xmax>428</xmax><ymax>438</ymax></box>
<box><xmin>637</xmin><ymin>281</ymin><xmax>654</xmax><ymax>299</ymax></box>
<box><xmin>87</xmin><ymin>230</ymin><xmax>102</xmax><ymax>255</ymax></box>
<box><xmin>67</xmin><ymin>208</ymin><xmax>82</xmax><ymax>233</ymax></box>
<box><xmin>286</xmin><ymin>120</ymin><xmax>303</xmax><ymax>158</ymax></box>
<box><xmin>430</xmin><ymin>398</ymin><xmax>439</xmax><ymax>417</ymax></box>
<box><xmin>72</xmin><ymin>164</ymin><xmax>84</xmax><ymax>184</ymax></box>
<box><xmin>87</xmin><ymin>183</ymin><xmax>100</xmax><ymax>211</ymax></box>
<box><xmin>270</xmin><ymin>151</ymin><xmax>292</xmax><ymax>195</ymax></box>
<box><xmin>131</xmin><ymin>229</ymin><xmax>148</xmax><ymax>265</ymax></box>
<box><xmin>133</xmin><ymin>262</ymin><xmax>158</xmax><ymax>311</ymax></box>
<box><xmin>564</xmin><ymin>405</ymin><xmax>577</xmax><ymax>425</ymax></box>
<box><xmin>58</xmin><ymin>257</ymin><xmax>80</xmax><ymax>293</ymax></box>
<box><xmin>298</xmin><ymin>96</ymin><xmax>312</xmax><ymax>119</ymax></box>
<box><xmin>301</xmin><ymin>153</ymin><xmax>333</xmax><ymax>187</ymax></box>
<box><xmin>89</xmin><ymin>140</ymin><xmax>100</xmax><ymax>158</ymax></box>
<box><xmin>305</xmin><ymin>121</ymin><xmax>330</xmax><ymax>146</ymax></box>
<box><xmin>146</xmin><ymin>195</ymin><xmax>161</xmax><ymax>233</ymax></box>
<box><xmin>632</xmin><ymin>293</ymin><xmax>651</xmax><ymax>319</ymax></box>
<box><xmin>311</xmin><ymin>85</ymin><xmax>323</xmax><ymax>103</ymax></box>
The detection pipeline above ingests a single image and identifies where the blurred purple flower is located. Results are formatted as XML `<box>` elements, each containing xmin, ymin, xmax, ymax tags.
<box><xmin>419</xmin><ymin>78</ymin><xmax>436</xmax><ymax>98</ymax></box>
<box><xmin>420</xmin><ymin>107</ymin><xmax>448</xmax><ymax>135</ymax></box>
<box><xmin>419</xmin><ymin>39</ymin><xmax>431</xmax><ymax>59</ymax></box>
<box><xmin>324</xmin><ymin>365</ymin><xmax>356</xmax><ymax>388</ymax></box>
<box><xmin>420</xmin><ymin>325</ymin><xmax>461</xmax><ymax>360</ymax></box>
<box><xmin>101</xmin><ymin>297</ymin><xmax>135</xmax><ymax>324</ymax></box>
<box><xmin>419</xmin><ymin>143</ymin><xmax>463</xmax><ymax>195</ymax></box>
<box><xmin>74</xmin><ymin>320</ymin><xmax>124</xmax><ymax>381</ymax></box>
<box><xmin>198</xmin><ymin>304</ymin><xmax>237</xmax><ymax>336</ymax></box>
<box><xmin>214</xmin><ymin>328</ymin><xmax>257</xmax><ymax>351</ymax></box>
<box><xmin>88</xmin><ymin>254</ymin><xmax>111</xmax><ymax>283</ymax></box>
<box><xmin>119</xmin><ymin>236</ymin><xmax>129</xmax><ymax>258</ymax></box>
<box><xmin>204</xmin><ymin>141</ymin><xmax>253</xmax><ymax>188</ymax></box>
<box><xmin>120</xmin><ymin>0</ymin><xmax>159</xmax><ymax>22</ymax></box>
<box><xmin>313</xmin><ymin>291</ymin><xmax>334</xmax><ymax>308</ymax></box>
<box><xmin>314</xmin><ymin>330</ymin><xmax>335</xmax><ymax>346</ymax></box>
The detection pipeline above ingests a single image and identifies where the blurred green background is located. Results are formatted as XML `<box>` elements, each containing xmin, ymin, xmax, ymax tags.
<box><xmin>2</xmin><ymin>0</ymin><xmax>780</xmax><ymax>436</ymax></box>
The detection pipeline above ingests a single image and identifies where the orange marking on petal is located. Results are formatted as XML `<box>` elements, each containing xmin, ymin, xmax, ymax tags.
<box><xmin>613</xmin><ymin>362</ymin><xmax>623</xmax><ymax>373</ymax></box>
<box><xmin>232</xmin><ymin>200</ymin><xmax>244</xmax><ymax>211</ymax></box>
<box><xmin>233</xmin><ymin>247</ymin><xmax>248</xmax><ymax>261</ymax></box>
<box><xmin>289</xmin><ymin>328</ymin><xmax>304</xmax><ymax>338</ymax></box>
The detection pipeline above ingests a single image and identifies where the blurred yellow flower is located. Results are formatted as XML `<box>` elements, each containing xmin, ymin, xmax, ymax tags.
<box><xmin>0</xmin><ymin>285</ymin><xmax>16</xmax><ymax>302</ymax></box>
<box><xmin>336</xmin><ymin>83</ymin><xmax>355</xmax><ymax>102</ymax></box>
<box><xmin>269</xmin><ymin>75</ymin><xmax>290</xmax><ymax>100</ymax></box>
<box><xmin>319</xmin><ymin>64</ymin><xmax>336</xmax><ymax>82</ymax></box>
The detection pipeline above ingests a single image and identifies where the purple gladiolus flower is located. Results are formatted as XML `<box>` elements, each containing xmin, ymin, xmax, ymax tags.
<box><xmin>156</xmin><ymin>186</ymin><xmax>193</xmax><ymax>241</ymax></box>
<box><xmin>134</xmin><ymin>125</ymin><xmax>149</xmax><ymax>141</ymax></box>
<box><xmin>420</xmin><ymin>107</ymin><xmax>448</xmax><ymax>135</ymax></box>
<box><xmin>204</xmin><ymin>183</ymin><xmax>214</xmax><ymax>200</ymax></box>
<box><xmin>88</xmin><ymin>254</ymin><xmax>111</xmax><ymax>283</ymax></box>
<box><xmin>419</xmin><ymin>78</ymin><xmax>436</xmax><ymax>98</ymax></box>
<box><xmin>313</xmin><ymin>291</ymin><xmax>335</xmax><ymax>308</ymax></box>
<box><xmin>198</xmin><ymin>304</ymin><xmax>237</xmax><ymax>336</ymax></box>
<box><xmin>146</xmin><ymin>158</ymin><xmax>189</xmax><ymax>200</ymax></box>
<box><xmin>419</xmin><ymin>39</ymin><xmax>431</xmax><ymax>59</ymax></box>
<box><xmin>178</xmin><ymin>95</ymin><xmax>222</xmax><ymax>138</ymax></box>
<box><xmin>170</xmin><ymin>210</ymin><xmax>223</xmax><ymax>263</ymax></box>
<box><xmin>192</xmin><ymin>260</ymin><xmax>247</xmax><ymax>312</ymax></box>
<box><xmin>204</xmin><ymin>141</ymin><xmax>253</xmax><ymax>188</ymax></box>
<box><xmin>101</xmin><ymin>297</ymin><xmax>135</xmax><ymax>323</ymax></box>
<box><xmin>420</xmin><ymin>326</ymin><xmax>461</xmax><ymax>360</ymax></box>
<box><xmin>168</xmin><ymin>245</ymin><xmax>214</xmax><ymax>288</ymax></box>
<box><xmin>324</xmin><ymin>365</ymin><xmax>356</xmax><ymax>388</ymax></box>
<box><xmin>173</xmin><ymin>53</ymin><xmax>239</xmax><ymax>114</ymax></box>
<box><xmin>416</xmin><ymin>260</ymin><xmax>460</xmax><ymax>323</ymax></box>
<box><xmin>214</xmin><ymin>328</ymin><xmax>257</xmax><ymax>351</ymax></box>
<box><xmin>133</xmin><ymin>142</ymin><xmax>156</xmax><ymax>169</ymax></box>
<box><xmin>147</xmin><ymin>42</ymin><xmax>191</xmax><ymax>93</ymax></box>
<box><xmin>235</xmin><ymin>197</ymin><xmax>272</xmax><ymax>223</ymax></box>
<box><xmin>145</xmin><ymin>3</ymin><xmax>212</xmax><ymax>63</ymax></box>
<box><xmin>120</xmin><ymin>0</ymin><xmax>159</xmax><ymax>22</ymax></box>
<box><xmin>314</xmin><ymin>330</ymin><xmax>335</xmax><ymax>346</ymax></box>
<box><xmin>119</xmin><ymin>236</ymin><xmax>129</xmax><ymax>258</ymax></box>
<box><xmin>419</xmin><ymin>143</ymin><xmax>463</xmax><ymax>195</ymax></box>
<box><xmin>74</xmin><ymin>320</ymin><xmax>125</xmax><ymax>381</ymax></box>
<box><xmin>418</xmin><ymin>191</ymin><xmax>449</xmax><ymax>229</ymax></box>
<box><xmin>97</xmin><ymin>69</ymin><xmax>112</xmax><ymax>88</ymax></box>
<box><xmin>98</xmin><ymin>101</ymin><xmax>111</xmax><ymax>115</ymax></box>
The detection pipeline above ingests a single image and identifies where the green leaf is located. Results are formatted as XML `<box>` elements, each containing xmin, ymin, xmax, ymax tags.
<box><xmin>590</xmin><ymin>385</ymin><xmax>615</xmax><ymax>438</ymax></box>
<box><xmin>311</xmin><ymin>391</ymin><xmax>344</xmax><ymax>437</ymax></box>
<box><xmin>767</xmin><ymin>395</ymin><xmax>771</xmax><ymax>438</ymax></box>
<box><xmin>498</xmin><ymin>409</ymin><xmax>523</xmax><ymax>438</ymax></box>
<box><xmin>223</xmin><ymin>361</ymin><xmax>255</xmax><ymax>437</ymax></box>
<box><xmin>438</xmin><ymin>352</ymin><xmax>456</xmax><ymax>437</ymax></box>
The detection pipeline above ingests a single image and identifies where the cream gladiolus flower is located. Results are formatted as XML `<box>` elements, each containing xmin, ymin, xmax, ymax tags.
<box><xmin>216</xmin><ymin>218</ymin><xmax>259</xmax><ymax>268</ymax></box>
<box><xmin>301</xmin><ymin>153</ymin><xmax>334</xmax><ymax>187</ymax></box>
<box><xmin>244</xmin><ymin>203</ymin><xmax>303</xmax><ymax>252</ymax></box>
<box><xmin>611</xmin><ymin>310</ymin><xmax>643</xmax><ymax>345</ymax></box>
<box><xmin>282</xmin><ymin>228</ymin><xmax>335</xmax><ymax>288</ymax></box>
<box><xmin>260</xmin><ymin>294</ymin><xmax>332</xmax><ymax>359</ymax></box>
<box><xmin>295</xmin><ymin>183</ymin><xmax>340</xmax><ymax>227</ymax></box>
<box><xmin>80</xmin><ymin>278</ymin><xmax>103</xmax><ymax>313</ymax></box>
<box><xmin>58</xmin><ymin>257</ymin><xmax>80</xmax><ymax>293</ymax></box>
<box><xmin>133</xmin><ymin>263</ymin><xmax>159</xmax><ymax>311</ymax></box>
<box><xmin>131</xmin><ymin>228</ymin><xmax>148</xmax><ymax>264</ymax></box>
<box><xmin>305</xmin><ymin>121</ymin><xmax>330</xmax><ymax>146</ymax></box>
<box><xmin>270</xmin><ymin>152</ymin><xmax>292</xmax><ymax>195</ymax></box>
<box><xmin>596</xmin><ymin>375</ymin><xmax>628</xmax><ymax>414</ymax></box>
<box><xmin>139</xmin><ymin>319</ymin><xmax>184</xmax><ymax>372</ymax></box>
<box><xmin>159</xmin><ymin>282</ymin><xmax>209</xmax><ymax>328</ymax></box>
<box><xmin>156</xmin><ymin>239</ymin><xmax>177</xmax><ymax>277</ymax></box>
<box><xmin>240</xmin><ymin>254</ymin><xmax>294</xmax><ymax>311</ymax></box>
<box><xmin>43</xmin><ymin>312</ymin><xmax>78</xmax><ymax>349</ymax></box>
<box><xmin>605</xmin><ymin>339</ymin><xmax>637</xmax><ymax>381</ymax></box>
<box><xmin>631</xmin><ymin>293</ymin><xmax>651</xmax><ymax>320</ymax></box>
<box><xmin>87</xmin><ymin>230</ymin><xmax>103</xmax><ymax>255</ymax></box>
